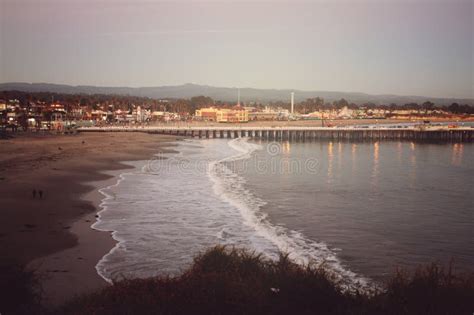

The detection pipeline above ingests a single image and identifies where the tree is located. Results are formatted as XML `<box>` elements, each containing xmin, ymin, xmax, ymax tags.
<box><xmin>403</xmin><ymin>103</ymin><xmax>420</xmax><ymax>110</ymax></box>
<box><xmin>190</xmin><ymin>96</ymin><xmax>214</xmax><ymax>113</ymax></box>
<box><xmin>421</xmin><ymin>101</ymin><xmax>435</xmax><ymax>113</ymax></box>
<box><xmin>333</xmin><ymin>98</ymin><xmax>349</xmax><ymax>109</ymax></box>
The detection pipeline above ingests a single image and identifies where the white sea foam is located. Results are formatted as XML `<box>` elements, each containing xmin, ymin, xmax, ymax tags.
<box><xmin>92</xmin><ymin>163</ymin><xmax>144</xmax><ymax>284</ymax></box>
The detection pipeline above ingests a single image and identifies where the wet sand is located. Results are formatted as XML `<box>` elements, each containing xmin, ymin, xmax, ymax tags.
<box><xmin>0</xmin><ymin>132</ymin><xmax>178</xmax><ymax>306</ymax></box>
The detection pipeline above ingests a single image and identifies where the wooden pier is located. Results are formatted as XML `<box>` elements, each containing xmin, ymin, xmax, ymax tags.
<box><xmin>78</xmin><ymin>126</ymin><xmax>474</xmax><ymax>142</ymax></box>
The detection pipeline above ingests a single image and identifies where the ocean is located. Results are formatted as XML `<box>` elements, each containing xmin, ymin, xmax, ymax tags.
<box><xmin>93</xmin><ymin>138</ymin><xmax>473</xmax><ymax>287</ymax></box>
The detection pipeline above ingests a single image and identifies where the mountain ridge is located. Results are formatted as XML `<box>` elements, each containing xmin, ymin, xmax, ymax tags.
<box><xmin>1</xmin><ymin>82</ymin><xmax>472</xmax><ymax>106</ymax></box>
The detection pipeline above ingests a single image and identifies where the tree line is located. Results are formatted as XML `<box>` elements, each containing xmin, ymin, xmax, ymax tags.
<box><xmin>1</xmin><ymin>91</ymin><xmax>473</xmax><ymax>115</ymax></box>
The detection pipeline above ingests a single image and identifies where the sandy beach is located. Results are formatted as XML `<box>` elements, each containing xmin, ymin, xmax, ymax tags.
<box><xmin>0</xmin><ymin>132</ymin><xmax>178</xmax><ymax>306</ymax></box>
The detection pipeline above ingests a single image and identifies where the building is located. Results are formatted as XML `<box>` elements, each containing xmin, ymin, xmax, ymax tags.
<box><xmin>151</xmin><ymin>111</ymin><xmax>180</xmax><ymax>122</ymax></box>
<box><xmin>249</xmin><ymin>111</ymin><xmax>279</xmax><ymax>120</ymax></box>
<box><xmin>249</xmin><ymin>106</ymin><xmax>289</xmax><ymax>121</ymax></box>
<box><xmin>216</xmin><ymin>108</ymin><xmax>248</xmax><ymax>123</ymax></box>
<box><xmin>337</xmin><ymin>106</ymin><xmax>355</xmax><ymax>119</ymax></box>
<box><xmin>195</xmin><ymin>107</ymin><xmax>248</xmax><ymax>123</ymax></box>
<box><xmin>132</xmin><ymin>106</ymin><xmax>151</xmax><ymax>122</ymax></box>
<box><xmin>90</xmin><ymin>110</ymin><xmax>108</xmax><ymax>121</ymax></box>
<box><xmin>195</xmin><ymin>108</ymin><xmax>219</xmax><ymax>121</ymax></box>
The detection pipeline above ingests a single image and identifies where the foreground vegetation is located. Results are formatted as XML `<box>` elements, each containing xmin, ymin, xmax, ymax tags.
<box><xmin>2</xmin><ymin>246</ymin><xmax>474</xmax><ymax>314</ymax></box>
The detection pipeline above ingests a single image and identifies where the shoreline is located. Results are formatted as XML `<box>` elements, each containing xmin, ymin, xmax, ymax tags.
<box><xmin>0</xmin><ymin>132</ymin><xmax>179</xmax><ymax>306</ymax></box>
<box><xmin>91</xmin><ymin>160</ymin><xmax>152</xmax><ymax>285</ymax></box>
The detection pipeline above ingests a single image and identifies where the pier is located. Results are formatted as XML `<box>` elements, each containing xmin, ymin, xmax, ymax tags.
<box><xmin>78</xmin><ymin>126</ymin><xmax>474</xmax><ymax>142</ymax></box>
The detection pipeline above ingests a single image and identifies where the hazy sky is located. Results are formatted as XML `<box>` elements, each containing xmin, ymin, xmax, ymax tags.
<box><xmin>1</xmin><ymin>0</ymin><xmax>472</xmax><ymax>98</ymax></box>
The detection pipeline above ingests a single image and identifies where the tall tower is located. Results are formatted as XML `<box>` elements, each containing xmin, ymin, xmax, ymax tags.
<box><xmin>237</xmin><ymin>88</ymin><xmax>241</xmax><ymax>106</ymax></box>
<box><xmin>291</xmin><ymin>92</ymin><xmax>295</xmax><ymax>114</ymax></box>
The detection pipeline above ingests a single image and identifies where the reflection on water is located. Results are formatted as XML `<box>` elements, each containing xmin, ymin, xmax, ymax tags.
<box><xmin>337</xmin><ymin>142</ymin><xmax>343</xmax><ymax>171</ymax></box>
<box><xmin>452</xmin><ymin>143</ymin><xmax>464</xmax><ymax>166</ymax></box>
<box><xmin>282</xmin><ymin>141</ymin><xmax>291</xmax><ymax>155</ymax></box>
<box><xmin>351</xmin><ymin>144</ymin><xmax>357</xmax><ymax>174</ymax></box>
<box><xmin>397</xmin><ymin>142</ymin><xmax>403</xmax><ymax>163</ymax></box>
<box><xmin>351</xmin><ymin>143</ymin><xmax>357</xmax><ymax>156</ymax></box>
<box><xmin>409</xmin><ymin>142</ymin><xmax>417</xmax><ymax>187</ymax></box>
<box><xmin>327</xmin><ymin>142</ymin><xmax>334</xmax><ymax>184</ymax></box>
<box><xmin>371</xmin><ymin>142</ymin><xmax>379</xmax><ymax>187</ymax></box>
<box><xmin>279</xmin><ymin>141</ymin><xmax>293</xmax><ymax>175</ymax></box>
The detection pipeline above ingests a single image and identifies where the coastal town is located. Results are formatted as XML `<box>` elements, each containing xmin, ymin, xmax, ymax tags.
<box><xmin>1</xmin><ymin>91</ymin><xmax>473</xmax><ymax>133</ymax></box>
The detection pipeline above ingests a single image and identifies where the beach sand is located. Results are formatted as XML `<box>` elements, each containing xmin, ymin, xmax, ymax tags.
<box><xmin>0</xmin><ymin>132</ymin><xmax>178</xmax><ymax>306</ymax></box>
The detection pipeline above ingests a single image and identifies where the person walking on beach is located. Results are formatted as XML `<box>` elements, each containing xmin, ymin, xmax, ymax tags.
<box><xmin>32</xmin><ymin>189</ymin><xmax>36</xmax><ymax>199</ymax></box>
<box><xmin>38</xmin><ymin>190</ymin><xmax>43</xmax><ymax>199</ymax></box>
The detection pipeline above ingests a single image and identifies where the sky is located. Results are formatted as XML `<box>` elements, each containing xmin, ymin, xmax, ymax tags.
<box><xmin>0</xmin><ymin>0</ymin><xmax>473</xmax><ymax>98</ymax></box>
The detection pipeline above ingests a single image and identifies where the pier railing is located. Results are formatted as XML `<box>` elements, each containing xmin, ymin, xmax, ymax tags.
<box><xmin>78</xmin><ymin>126</ymin><xmax>473</xmax><ymax>142</ymax></box>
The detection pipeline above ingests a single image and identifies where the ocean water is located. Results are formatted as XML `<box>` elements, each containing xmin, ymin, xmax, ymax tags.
<box><xmin>93</xmin><ymin>138</ymin><xmax>473</xmax><ymax>286</ymax></box>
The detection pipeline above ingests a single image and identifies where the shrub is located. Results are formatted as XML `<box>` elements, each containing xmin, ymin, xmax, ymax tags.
<box><xmin>27</xmin><ymin>246</ymin><xmax>474</xmax><ymax>314</ymax></box>
<box><xmin>0</xmin><ymin>264</ymin><xmax>44</xmax><ymax>314</ymax></box>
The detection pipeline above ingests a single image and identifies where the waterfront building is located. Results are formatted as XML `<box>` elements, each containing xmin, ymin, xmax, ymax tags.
<box><xmin>195</xmin><ymin>107</ymin><xmax>219</xmax><ymax>121</ymax></box>
<box><xmin>195</xmin><ymin>107</ymin><xmax>249</xmax><ymax>123</ymax></box>
<box><xmin>249</xmin><ymin>111</ymin><xmax>279</xmax><ymax>120</ymax></box>
<box><xmin>337</xmin><ymin>106</ymin><xmax>355</xmax><ymax>119</ymax></box>
<box><xmin>216</xmin><ymin>108</ymin><xmax>248</xmax><ymax>123</ymax></box>
<box><xmin>90</xmin><ymin>110</ymin><xmax>108</xmax><ymax>121</ymax></box>
<box><xmin>249</xmin><ymin>107</ymin><xmax>289</xmax><ymax>121</ymax></box>
<box><xmin>151</xmin><ymin>111</ymin><xmax>180</xmax><ymax>122</ymax></box>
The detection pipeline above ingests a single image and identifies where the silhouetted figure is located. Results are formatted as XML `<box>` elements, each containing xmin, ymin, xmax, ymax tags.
<box><xmin>32</xmin><ymin>189</ymin><xmax>37</xmax><ymax>199</ymax></box>
<box><xmin>38</xmin><ymin>190</ymin><xmax>43</xmax><ymax>199</ymax></box>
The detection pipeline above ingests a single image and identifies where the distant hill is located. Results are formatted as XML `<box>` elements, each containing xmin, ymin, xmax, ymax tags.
<box><xmin>0</xmin><ymin>82</ymin><xmax>472</xmax><ymax>106</ymax></box>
